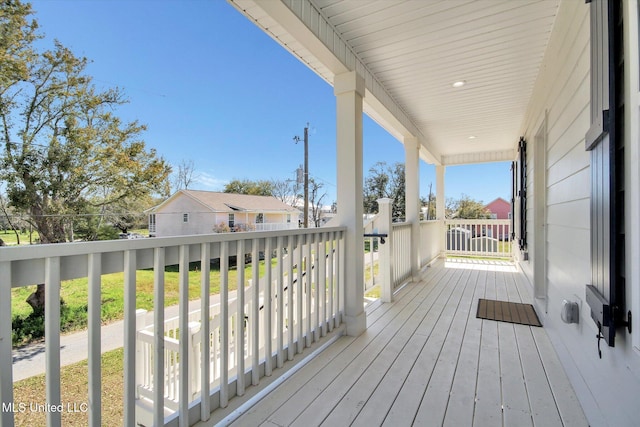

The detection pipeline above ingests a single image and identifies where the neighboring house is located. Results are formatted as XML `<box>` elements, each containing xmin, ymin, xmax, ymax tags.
<box><xmin>148</xmin><ymin>190</ymin><xmax>300</xmax><ymax>237</ymax></box>
<box><xmin>485</xmin><ymin>197</ymin><xmax>511</xmax><ymax>220</ymax></box>
<box><xmin>484</xmin><ymin>197</ymin><xmax>511</xmax><ymax>240</ymax></box>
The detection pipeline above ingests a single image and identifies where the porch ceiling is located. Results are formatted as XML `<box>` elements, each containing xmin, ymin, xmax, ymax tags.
<box><xmin>228</xmin><ymin>0</ymin><xmax>560</xmax><ymax>165</ymax></box>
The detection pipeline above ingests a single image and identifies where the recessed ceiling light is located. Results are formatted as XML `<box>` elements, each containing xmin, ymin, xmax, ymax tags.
<box><xmin>452</xmin><ymin>81</ymin><xmax>466</xmax><ymax>88</ymax></box>
<box><xmin>468</xmin><ymin>135</ymin><xmax>477</xmax><ymax>140</ymax></box>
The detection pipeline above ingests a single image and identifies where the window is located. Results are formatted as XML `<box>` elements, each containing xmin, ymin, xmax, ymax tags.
<box><xmin>228</xmin><ymin>213</ymin><xmax>235</xmax><ymax>228</ymax></box>
<box><xmin>256</xmin><ymin>213</ymin><xmax>264</xmax><ymax>223</ymax></box>
<box><xmin>287</xmin><ymin>214</ymin><xmax>291</xmax><ymax>223</ymax></box>
<box><xmin>149</xmin><ymin>214</ymin><xmax>156</xmax><ymax>233</ymax></box>
<box><xmin>183</xmin><ymin>213</ymin><xmax>189</xmax><ymax>223</ymax></box>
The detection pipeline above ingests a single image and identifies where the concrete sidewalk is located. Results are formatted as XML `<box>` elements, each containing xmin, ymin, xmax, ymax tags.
<box><xmin>11</xmin><ymin>296</ymin><xmax>220</xmax><ymax>382</ymax></box>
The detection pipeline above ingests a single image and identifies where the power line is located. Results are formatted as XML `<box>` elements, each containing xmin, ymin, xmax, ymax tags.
<box><xmin>0</xmin><ymin>212</ymin><xmax>148</xmax><ymax>219</ymax></box>
<box><xmin>308</xmin><ymin>174</ymin><xmax>336</xmax><ymax>187</ymax></box>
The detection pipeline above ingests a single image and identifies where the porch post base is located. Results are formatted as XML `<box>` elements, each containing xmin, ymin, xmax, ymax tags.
<box><xmin>344</xmin><ymin>311</ymin><xmax>366</xmax><ymax>337</ymax></box>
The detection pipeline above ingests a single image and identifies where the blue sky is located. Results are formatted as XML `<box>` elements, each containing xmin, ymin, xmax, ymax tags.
<box><xmin>28</xmin><ymin>0</ymin><xmax>511</xmax><ymax>206</ymax></box>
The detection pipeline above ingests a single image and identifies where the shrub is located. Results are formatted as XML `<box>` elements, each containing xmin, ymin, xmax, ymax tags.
<box><xmin>12</xmin><ymin>310</ymin><xmax>45</xmax><ymax>346</ymax></box>
<box><xmin>12</xmin><ymin>299</ymin><xmax>89</xmax><ymax>346</ymax></box>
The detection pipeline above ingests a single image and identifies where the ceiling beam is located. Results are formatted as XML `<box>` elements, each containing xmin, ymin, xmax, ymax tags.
<box><xmin>441</xmin><ymin>149</ymin><xmax>516</xmax><ymax>166</ymax></box>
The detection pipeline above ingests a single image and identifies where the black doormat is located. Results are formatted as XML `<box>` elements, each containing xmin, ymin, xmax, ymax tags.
<box><xmin>476</xmin><ymin>298</ymin><xmax>542</xmax><ymax>327</ymax></box>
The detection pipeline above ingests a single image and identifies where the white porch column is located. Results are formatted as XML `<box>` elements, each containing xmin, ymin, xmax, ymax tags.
<box><xmin>404</xmin><ymin>136</ymin><xmax>420</xmax><ymax>276</ymax></box>
<box><xmin>436</xmin><ymin>165</ymin><xmax>446</xmax><ymax>257</ymax></box>
<box><xmin>334</xmin><ymin>70</ymin><xmax>366</xmax><ymax>336</ymax></box>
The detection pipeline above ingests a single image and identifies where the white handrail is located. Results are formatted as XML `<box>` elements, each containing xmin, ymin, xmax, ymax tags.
<box><xmin>1</xmin><ymin>227</ymin><xmax>345</xmax><ymax>427</ymax></box>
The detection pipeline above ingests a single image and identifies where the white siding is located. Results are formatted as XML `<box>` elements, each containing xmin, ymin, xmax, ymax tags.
<box><xmin>154</xmin><ymin>195</ymin><xmax>216</xmax><ymax>237</ymax></box>
<box><xmin>518</xmin><ymin>1</ymin><xmax>640</xmax><ymax>426</ymax></box>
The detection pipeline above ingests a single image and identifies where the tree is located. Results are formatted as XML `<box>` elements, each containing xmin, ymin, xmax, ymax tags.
<box><xmin>308</xmin><ymin>178</ymin><xmax>326</xmax><ymax>227</ymax></box>
<box><xmin>363</xmin><ymin>161</ymin><xmax>390</xmax><ymax>214</ymax></box>
<box><xmin>363</xmin><ymin>161</ymin><xmax>406</xmax><ymax>220</ymax></box>
<box><xmin>1</xmin><ymin>1</ymin><xmax>171</xmax><ymax>311</ymax></box>
<box><xmin>104</xmin><ymin>195</ymin><xmax>152</xmax><ymax>234</ymax></box>
<box><xmin>171</xmin><ymin>159</ymin><xmax>198</xmax><ymax>191</ymax></box>
<box><xmin>421</xmin><ymin>182</ymin><xmax>436</xmax><ymax>220</ymax></box>
<box><xmin>0</xmin><ymin>193</ymin><xmax>22</xmax><ymax>243</ymax></box>
<box><xmin>223</xmin><ymin>179</ymin><xmax>273</xmax><ymax>196</ymax></box>
<box><xmin>270</xmin><ymin>178</ymin><xmax>301</xmax><ymax>207</ymax></box>
<box><xmin>447</xmin><ymin>194</ymin><xmax>490</xmax><ymax>219</ymax></box>
<box><xmin>387</xmin><ymin>162</ymin><xmax>405</xmax><ymax>220</ymax></box>
<box><xmin>1</xmin><ymin>0</ymin><xmax>38</xmax><ymax>87</ymax></box>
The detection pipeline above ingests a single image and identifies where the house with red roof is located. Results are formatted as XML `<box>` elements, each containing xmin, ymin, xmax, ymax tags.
<box><xmin>484</xmin><ymin>197</ymin><xmax>511</xmax><ymax>240</ymax></box>
<box><xmin>485</xmin><ymin>197</ymin><xmax>511</xmax><ymax>220</ymax></box>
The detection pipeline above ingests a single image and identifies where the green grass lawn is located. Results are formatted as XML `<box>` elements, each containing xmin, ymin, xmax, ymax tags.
<box><xmin>0</xmin><ymin>228</ymin><xmax>149</xmax><ymax>246</ymax></box>
<box><xmin>365</xmin><ymin>285</ymin><xmax>381</xmax><ymax>299</ymax></box>
<box><xmin>11</xmin><ymin>258</ymin><xmax>278</xmax><ymax>346</ymax></box>
<box><xmin>0</xmin><ymin>229</ymin><xmax>39</xmax><ymax>245</ymax></box>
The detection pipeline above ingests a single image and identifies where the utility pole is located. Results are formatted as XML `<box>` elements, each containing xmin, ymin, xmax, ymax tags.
<box><xmin>294</xmin><ymin>124</ymin><xmax>309</xmax><ymax>228</ymax></box>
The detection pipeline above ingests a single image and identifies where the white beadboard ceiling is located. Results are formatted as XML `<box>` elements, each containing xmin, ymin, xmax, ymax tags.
<box><xmin>229</xmin><ymin>0</ymin><xmax>560</xmax><ymax>165</ymax></box>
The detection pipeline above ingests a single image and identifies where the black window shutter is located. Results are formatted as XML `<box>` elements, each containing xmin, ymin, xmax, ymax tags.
<box><xmin>518</xmin><ymin>137</ymin><xmax>527</xmax><ymax>252</ymax></box>
<box><xmin>585</xmin><ymin>0</ymin><xmax>627</xmax><ymax>349</ymax></box>
<box><xmin>511</xmin><ymin>161</ymin><xmax>516</xmax><ymax>242</ymax></box>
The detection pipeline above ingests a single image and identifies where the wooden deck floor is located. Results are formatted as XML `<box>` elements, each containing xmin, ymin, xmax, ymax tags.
<box><xmin>206</xmin><ymin>259</ymin><xmax>588</xmax><ymax>427</ymax></box>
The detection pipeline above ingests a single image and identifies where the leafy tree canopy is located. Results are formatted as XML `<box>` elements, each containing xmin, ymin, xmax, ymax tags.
<box><xmin>1</xmin><ymin>0</ymin><xmax>171</xmax><ymax>311</ymax></box>
<box><xmin>446</xmin><ymin>194</ymin><xmax>490</xmax><ymax>219</ymax></box>
<box><xmin>0</xmin><ymin>0</ymin><xmax>171</xmax><ymax>245</ymax></box>
<box><xmin>223</xmin><ymin>179</ymin><xmax>274</xmax><ymax>196</ymax></box>
<box><xmin>363</xmin><ymin>161</ymin><xmax>406</xmax><ymax>220</ymax></box>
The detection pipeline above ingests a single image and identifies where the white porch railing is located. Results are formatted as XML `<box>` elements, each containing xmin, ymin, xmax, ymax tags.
<box><xmin>362</xmin><ymin>210</ymin><xmax>513</xmax><ymax>306</ymax></box>
<box><xmin>363</xmin><ymin>200</ymin><xmax>435</xmax><ymax>300</ymax></box>
<box><xmin>444</xmin><ymin>219</ymin><xmax>512</xmax><ymax>258</ymax></box>
<box><xmin>254</xmin><ymin>222</ymin><xmax>298</xmax><ymax>232</ymax></box>
<box><xmin>391</xmin><ymin>222</ymin><xmax>412</xmax><ymax>288</ymax></box>
<box><xmin>134</xmin><ymin>241</ymin><xmax>335</xmax><ymax>422</ymax></box>
<box><xmin>363</xmin><ymin>215</ymin><xmax>382</xmax><ymax>291</ymax></box>
<box><xmin>1</xmin><ymin>227</ymin><xmax>345</xmax><ymax>427</ymax></box>
<box><xmin>419</xmin><ymin>220</ymin><xmax>440</xmax><ymax>266</ymax></box>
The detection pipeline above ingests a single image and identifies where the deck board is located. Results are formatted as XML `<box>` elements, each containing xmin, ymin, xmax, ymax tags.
<box><xmin>209</xmin><ymin>259</ymin><xmax>588</xmax><ymax>427</ymax></box>
<box><xmin>322</xmin><ymin>265</ymin><xmax>453</xmax><ymax>426</ymax></box>
<box><xmin>349</xmin><ymin>265</ymin><xmax>453</xmax><ymax>426</ymax></box>
<box><xmin>413</xmin><ymin>267</ymin><xmax>478</xmax><ymax>426</ymax></box>
<box><xmin>499</xmin><ymin>322</ymin><xmax>534</xmax><ymax>426</ymax></box>
<box><xmin>473</xmin><ymin>318</ymin><xmax>502</xmax><ymax>427</ymax></box>
<box><xmin>516</xmin><ymin>325</ymin><xmax>563</xmax><ymax>427</ymax></box>
<box><xmin>382</xmin><ymin>268</ymin><xmax>469</xmax><ymax>426</ymax></box>
<box><xmin>530</xmin><ymin>327</ymin><xmax>589</xmax><ymax>427</ymax></box>
<box><xmin>255</xmin><ymin>269</ymin><xmax>439</xmax><ymax>426</ymax></box>
<box><xmin>301</xmin><ymin>264</ymin><xmax>456</xmax><ymax>426</ymax></box>
<box><xmin>442</xmin><ymin>268</ymin><xmax>484</xmax><ymax>427</ymax></box>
